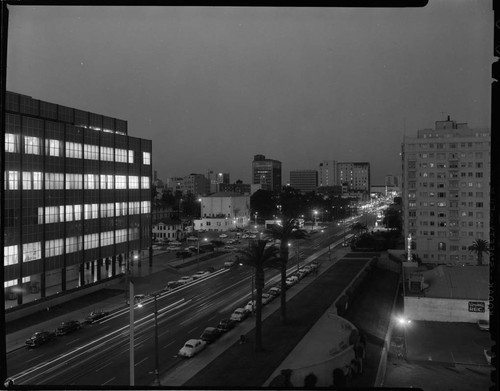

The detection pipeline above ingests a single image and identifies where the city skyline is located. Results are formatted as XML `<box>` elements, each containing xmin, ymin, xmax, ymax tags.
<box><xmin>6</xmin><ymin>2</ymin><xmax>493</xmax><ymax>184</ymax></box>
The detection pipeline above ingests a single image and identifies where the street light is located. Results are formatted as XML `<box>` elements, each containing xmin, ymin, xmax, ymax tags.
<box><xmin>125</xmin><ymin>253</ymin><xmax>139</xmax><ymax>304</ymax></box>
<box><xmin>197</xmin><ymin>236</ymin><xmax>207</xmax><ymax>271</ymax></box>
<box><xmin>313</xmin><ymin>210</ymin><xmax>318</xmax><ymax>231</ymax></box>
<box><xmin>136</xmin><ymin>291</ymin><xmax>162</xmax><ymax>386</ymax></box>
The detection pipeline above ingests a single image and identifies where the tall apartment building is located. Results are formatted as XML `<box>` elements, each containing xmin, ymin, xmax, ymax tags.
<box><xmin>252</xmin><ymin>154</ymin><xmax>282</xmax><ymax>192</ymax></box>
<box><xmin>337</xmin><ymin>162</ymin><xmax>370</xmax><ymax>193</ymax></box>
<box><xmin>318</xmin><ymin>160</ymin><xmax>338</xmax><ymax>187</ymax></box>
<box><xmin>289</xmin><ymin>169</ymin><xmax>318</xmax><ymax>192</ymax></box>
<box><xmin>401</xmin><ymin>117</ymin><xmax>490</xmax><ymax>264</ymax></box>
<box><xmin>3</xmin><ymin>91</ymin><xmax>152</xmax><ymax>308</ymax></box>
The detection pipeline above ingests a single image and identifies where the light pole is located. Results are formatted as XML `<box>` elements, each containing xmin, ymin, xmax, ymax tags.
<box><xmin>313</xmin><ymin>210</ymin><xmax>318</xmax><ymax>231</ymax></box>
<box><xmin>125</xmin><ymin>253</ymin><xmax>139</xmax><ymax>304</ymax></box>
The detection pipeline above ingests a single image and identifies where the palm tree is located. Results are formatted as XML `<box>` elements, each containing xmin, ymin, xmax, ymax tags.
<box><xmin>237</xmin><ymin>240</ymin><xmax>280</xmax><ymax>351</ymax></box>
<box><xmin>468</xmin><ymin>239</ymin><xmax>490</xmax><ymax>266</ymax></box>
<box><xmin>266</xmin><ymin>217</ymin><xmax>308</xmax><ymax>324</ymax></box>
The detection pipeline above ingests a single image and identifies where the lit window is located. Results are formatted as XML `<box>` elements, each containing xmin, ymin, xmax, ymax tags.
<box><xmin>84</xmin><ymin>144</ymin><xmax>99</xmax><ymax>160</ymax></box>
<box><xmin>74</xmin><ymin>204</ymin><xmax>82</xmax><ymax>221</ymax></box>
<box><xmin>23</xmin><ymin>242</ymin><xmax>41</xmax><ymax>262</ymax></box>
<box><xmin>129</xmin><ymin>150</ymin><xmax>134</xmax><ymax>163</ymax></box>
<box><xmin>143</xmin><ymin>152</ymin><xmax>151</xmax><ymax>165</ymax></box>
<box><xmin>141</xmin><ymin>176</ymin><xmax>150</xmax><ymax>189</ymax></box>
<box><xmin>5</xmin><ymin>133</ymin><xmax>19</xmax><ymax>153</ymax></box>
<box><xmin>6</xmin><ymin>171</ymin><xmax>19</xmax><ymax>190</ymax></box>
<box><xmin>4</xmin><ymin>245</ymin><xmax>18</xmax><ymax>265</ymax></box>
<box><xmin>45</xmin><ymin>139</ymin><xmax>61</xmax><ymax>157</ymax></box>
<box><xmin>45</xmin><ymin>239</ymin><xmax>64</xmax><ymax>257</ymax></box>
<box><xmin>66</xmin><ymin>205</ymin><xmax>73</xmax><ymax>222</ymax></box>
<box><xmin>84</xmin><ymin>174</ymin><xmax>97</xmax><ymax>190</ymax></box>
<box><xmin>129</xmin><ymin>176</ymin><xmax>139</xmax><ymax>189</ymax></box>
<box><xmin>22</xmin><ymin>172</ymin><xmax>31</xmax><ymax>190</ymax></box>
<box><xmin>65</xmin><ymin>142</ymin><xmax>82</xmax><ymax>158</ymax></box>
<box><xmin>115</xmin><ymin>175</ymin><xmax>127</xmax><ymax>189</ymax></box>
<box><xmin>24</xmin><ymin>136</ymin><xmax>40</xmax><ymax>155</ymax></box>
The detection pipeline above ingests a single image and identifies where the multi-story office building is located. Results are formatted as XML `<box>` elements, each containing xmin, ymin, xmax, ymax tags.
<box><xmin>3</xmin><ymin>91</ymin><xmax>152</xmax><ymax>308</ymax></box>
<box><xmin>318</xmin><ymin>160</ymin><xmax>338</xmax><ymax>187</ymax></box>
<box><xmin>289</xmin><ymin>169</ymin><xmax>318</xmax><ymax>193</ymax></box>
<box><xmin>165</xmin><ymin>174</ymin><xmax>209</xmax><ymax>196</ymax></box>
<box><xmin>252</xmin><ymin>154</ymin><xmax>282</xmax><ymax>192</ymax></box>
<box><xmin>337</xmin><ymin>162</ymin><xmax>370</xmax><ymax>193</ymax></box>
<box><xmin>401</xmin><ymin>117</ymin><xmax>490</xmax><ymax>264</ymax></box>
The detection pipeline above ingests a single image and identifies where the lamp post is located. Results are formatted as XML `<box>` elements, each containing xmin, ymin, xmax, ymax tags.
<box><xmin>125</xmin><ymin>253</ymin><xmax>138</xmax><ymax>304</ymax></box>
<box><xmin>313</xmin><ymin>210</ymin><xmax>318</xmax><ymax>231</ymax></box>
<box><xmin>239</xmin><ymin>263</ymin><xmax>255</xmax><ymax>314</ymax></box>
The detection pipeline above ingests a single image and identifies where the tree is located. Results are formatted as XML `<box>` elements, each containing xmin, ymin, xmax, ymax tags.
<box><xmin>351</xmin><ymin>222</ymin><xmax>368</xmax><ymax>236</ymax></box>
<box><xmin>250</xmin><ymin>189</ymin><xmax>277</xmax><ymax>220</ymax></box>
<box><xmin>266</xmin><ymin>217</ymin><xmax>308</xmax><ymax>324</ymax></box>
<box><xmin>210</xmin><ymin>240</ymin><xmax>225</xmax><ymax>251</ymax></box>
<box><xmin>237</xmin><ymin>240</ymin><xmax>280</xmax><ymax>351</ymax></box>
<box><xmin>468</xmin><ymin>239</ymin><xmax>490</xmax><ymax>266</ymax></box>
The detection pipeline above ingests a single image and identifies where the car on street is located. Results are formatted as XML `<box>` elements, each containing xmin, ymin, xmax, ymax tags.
<box><xmin>200</xmin><ymin>327</ymin><xmax>222</xmax><ymax>344</ymax></box>
<box><xmin>86</xmin><ymin>310</ymin><xmax>109</xmax><ymax>324</ymax></box>
<box><xmin>152</xmin><ymin>245</ymin><xmax>163</xmax><ymax>250</ymax></box>
<box><xmin>134</xmin><ymin>294</ymin><xmax>148</xmax><ymax>304</ymax></box>
<box><xmin>177</xmin><ymin>276</ymin><xmax>194</xmax><ymax>285</ymax></box>
<box><xmin>224</xmin><ymin>260</ymin><xmax>236</xmax><ymax>268</ymax></box>
<box><xmin>261</xmin><ymin>293</ymin><xmax>273</xmax><ymax>305</ymax></box>
<box><xmin>55</xmin><ymin>320</ymin><xmax>81</xmax><ymax>336</ymax></box>
<box><xmin>478</xmin><ymin>319</ymin><xmax>490</xmax><ymax>331</ymax></box>
<box><xmin>268</xmin><ymin>286</ymin><xmax>281</xmax><ymax>297</ymax></box>
<box><xmin>166</xmin><ymin>246</ymin><xmax>182</xmax><ymax>252</ymax></box>
<box><xmin>217</xmin><ymin>318</ymin><xmax>236</xmax><ymax>333</ymax></box>
<box><xmin>187</xmin><ymin>236</ymin><xmax>198</xmax><ymax>242</ymax></box>
<box><xmin>178</xmin><ymin>339</ymin><xmax>207</xmax><ymax>358</ymax></box>
<box><xmin>230</xmin><ymin>308</ymin><xmax>250</xmax><ymax>322</ymax></box>
<box><xmin>164</xmin><ymin>281</ymin><xmax>183</xmax><ymax>291</ymax></box>
<box><xmin>224</xmin><ymin>245</ymin><xmax>236</xmax><ymax>251</ymax></box>
<box><xmin>241</xmin><ymin>234</ymin><xmax>249</xmax><ymax>239</ymax></box>
<box><xmin>219</xmin><ymin>234</ymin><xmax>228</xmax><ymax>238</ymax></box>
<box><xmin>192</xmin><ymin>270</ymin><xmax>210</xmax><ymax>280</ymax></box>
<box><xmin>286</xmin><ymin>275</ymin><xmax>299</xmax><ymax>288</ymax></box>
<box><xmin>26</xmin><ymin>331</ymin><xmax>56</xmax><ymax>348</ymax></box>
<box><xmin>245</xmin><ymin>300</ymin><xmax>256</xmax><ymax>312</ymax></box>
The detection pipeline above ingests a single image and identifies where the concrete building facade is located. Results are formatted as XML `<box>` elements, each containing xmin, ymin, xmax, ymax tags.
<box><xmin>401</xmin><ymin>117</ymin><xmax>490</xmax><ymax>265</ymax></box>
<box><xmin>337</xmin><ymin>162</ymin><xmax>371</xmax><ymax>193</ymax></box>
<box><xmin>3</xmin><ymin>91</ymin><xmax>152</xmax><ymax>308</ymax></box>
<box><xmin>194</xmin><ymin>192</ymin><xmax>250</xmax><ymax>231</ymax></box>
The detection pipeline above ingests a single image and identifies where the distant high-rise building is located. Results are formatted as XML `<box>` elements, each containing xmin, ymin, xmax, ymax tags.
<box><xmin>337</xmin><ymin>162</ymin><xmax>371</xmax><ymax>193</ymax></box>
<box><xmin>3</xmin><ymin>91</ymin><xmax>152</xmax><ymax>308</ymax></box>
<box><xmin>385</xmin><ymin>174</ymin><xmax>396</xmax><ymax>187</ymax></box>
<box><xmin>289</xmin><ymin>170</ymin><xmax>318</xmax><ymax>192</ymax></box>
<box><xmin>252</xmin><ymin>154</ymin><xmax>282</xmax><ymax>192</ymax></box>
<box><xmin>401</xmin><ymin>117</ymin><xmax>490</xmax><ymax>265</ymax></box>
<box><xmin>318</xmin><ymin>160</ymin><xmax>337</xmax><ymax>187</ymax></box>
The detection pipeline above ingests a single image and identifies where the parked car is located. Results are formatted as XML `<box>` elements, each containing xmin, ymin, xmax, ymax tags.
<box><xmin>477</xmin><ymin>319</ymin><xmax>490</xmax><ymax>331</ymax></box>
<box><xmin>86</xmin><ymin>310</ymin><xmax>109</xmax><ymax>324</ymax></box>
<box><xmin>219</xmin><ymin>234</ymin><xmax>228</xmax><ymax>238</ymax></box>
<box><xmin>164</xmin><ymin>281</ymin><xmax>183</xmax><ymax>291</ymax></box>
<box><xmin>230</xmin><ymin>308</ymin><xmax>250</xmax><ymax>322</ymax></box>
<box><xmin>200</xmin><ymin>327</ymin><xmax>222</xmax><ymax>344</ymax></box>
<box><xmin>55</xmin><ymin>320</ymin><xmax>81</xmax><ymax>336</ymax></box>
<box><xmin>245</xmin><ymin>300</ymin><xmax>256</xmax><ymax>313</ymax></box>
<box><xmin>166</xmin><ymin>246</ymin><xmax>182</xmax><ymax>252</ymax></box>
<box><xmin>177</xmin><ymin>276</ymin><xmax>194</xmax><ymax>285</ymax></box>
<box><xmin>176</xmin><ymin>250</ymin><xmax>192</xmax><ymax>258</ymax></box>
<box><xmin>241</xmin><ymin>234</ymin><xmax>249</xmax><ymax>239</ymax></box>
<box><xmin>286</xmin><ymin>276</ymin><xmax>299</xmax><ymax>288</ymax></box>
<box><xmin>192</xmin><ymin>270</ymin><xmax>210</xmax><ymax>280</ymax></box>
<box><xmin>217</xmin><ymin>318</ymin><xmax>236</xmax><ymax>333</ymax></box>
<box><xmin>152</xmin><ymin>245</ymin><xmax>163</xmax><ymax>250</ymax></box>
<box><xmin>224</xmin><ymin>246</ymin><xmax>236</xmax><ymax>251</ymax></box>
<box><xmin>268</xmin><ymin>287</ymin><xmax>281</xmax><ymax>297</ymax></box>
<box><xmin>186</xmin><ymin>236</ymin><xmax>198</xmax><ymax>242</ymax></box>
<box><xmin>224</xmin><ymin>260</ymin><xmax>236</xmax><ymax>268</ymax></box>
<box><xmin>178</xmin><ymin>339</ymin><xmax>207</xmax><ymax>358</ymax></box>
<box><xmin>261</xmin><ymin>293</ymin><xmax>273</xmax><ymax>305</ymax></box>
<box><xmin>26</xmin><ymin>331</ymin><xmax>56</xmax><ymax>348</ymax></box>
<box><xmin>484</xmin><ymin>349</ymin><xmax>494</xmax><ymax>365</ymax></box>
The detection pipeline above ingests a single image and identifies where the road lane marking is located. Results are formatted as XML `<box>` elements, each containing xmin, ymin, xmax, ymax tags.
<box><xmin>163</xmin><ymin>340</ymin><xmax>176</xmax><ymax>349</ymax></box>
<box><xmin>65</xmin><ymin>338</ymin><xmax>81</xmax><ymax>345</ymax></box>
<box><xmin>95</xmin><ymin>361</ymin><xmax>113</xmax><ymax>372</ymax></box>
<box><xmin>101</xmin><ymin>377</ymin><xmax>115</xmax><ymax>386</ymax></box>
<box><xmin>135</xmin><ymin>357</ymin><xmax>148</xmax><ymax>367</ymax></box>
<box><xmin>187</xmin><ymin>327</ymin><xmax>199</xmax><ymax>334</ymax></box>
<box><xmin>26</xmin><ymin>354</ymin><xmax>43</xmax><ymax>363</ymax></box>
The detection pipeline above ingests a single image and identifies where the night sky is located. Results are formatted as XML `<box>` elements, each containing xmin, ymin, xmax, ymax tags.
<box><xmin>6</xmin><ymin>1</ymin><xmax>493</xmax><ymax>185</ymax></box>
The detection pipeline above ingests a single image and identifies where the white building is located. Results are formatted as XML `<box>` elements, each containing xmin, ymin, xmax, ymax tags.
<box><xmin>401</xmin><ymin>117</ymin><xmax>490</xmax><ymax>265</ymax></box>
<box><xmin>194</xmin><ymin>192</ymin><xmax>250</xmax><ymax>232</ymax></box>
